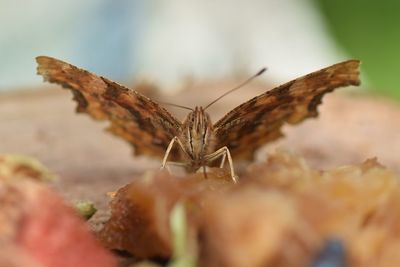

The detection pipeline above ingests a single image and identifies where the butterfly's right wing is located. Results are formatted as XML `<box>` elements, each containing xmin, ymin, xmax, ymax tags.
<box><xmin>36</xmin><ymin>56</ymin><xmax>182</xmax><ymax>160</ymax></box>
<box><xmin>214</xmin><ymin>60</ymin><xmax>360</xmax><ymax>160</ymax></box>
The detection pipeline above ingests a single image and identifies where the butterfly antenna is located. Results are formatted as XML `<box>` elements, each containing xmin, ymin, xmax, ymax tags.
<box><xmin>204</xmin><ymin>67</ymin><xmax>267</xmax><ymax>110</ymax></box>
<box><xmin>159</xmin><ymin>101</ymin><xmax>194</xmax><ymax>111</ymax></box>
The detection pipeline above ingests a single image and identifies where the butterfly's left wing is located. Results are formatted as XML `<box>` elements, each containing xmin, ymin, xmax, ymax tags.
<box><xmin>214</xmin><ymin>60</ymin><xmax>360</xmax><ymax>160</ymax></box>
<box><xmin>36</xmin><ymin>56</ymin><xmax>182</xmax><ymax>160</ymax></box>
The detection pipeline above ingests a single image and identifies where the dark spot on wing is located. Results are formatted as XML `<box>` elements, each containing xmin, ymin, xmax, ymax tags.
<box><xmin>308</xmin><ymin>93</ymin><xmax>324</xmax><ymax>112</ymax></box>
<box><xmin>272</xmin><ymin>84</ymin><xmax>296</xmax><ymax>103</ymax></box>
<box><xmin>71</xmin><ymin>90</ymin><xmax>88</xmax><ymax>111</ymax></box>
<box><xmin>102</xmin><ymin>78</ymin><xmax>122</xmax><ymax>98</ymax></box>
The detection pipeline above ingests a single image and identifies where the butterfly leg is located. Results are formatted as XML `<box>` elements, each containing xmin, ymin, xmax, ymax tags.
<box><xmin>202</xmin><ymin>165</ymin><xmax>208</xmax><ymax>179</ymax></box>
<box><xmin>205</xmin><ymin>147</ymin><xmax>237</xmax><ymax>183</ymax></box>
<box><xmin>161</xmin><ymin>137</ymin><xmax>187</xmax><ymax>170</ymax></box>
<box><xmin>219</xmin><ymin>153</ymin><xmax>226</xmax><ymax>168</ymax></box>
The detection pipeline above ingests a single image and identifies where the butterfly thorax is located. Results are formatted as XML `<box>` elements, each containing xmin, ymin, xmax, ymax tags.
<box><xmin>179</xmin><ymin>106</ymin><xmax>216</xmax><ymax>171</ymax></box>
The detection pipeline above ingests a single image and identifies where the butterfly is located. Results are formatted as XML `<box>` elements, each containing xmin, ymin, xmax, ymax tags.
<box><xmin>36</xmin><ymin>56</ymin><xmax>360</xmax><ymax>182</ymax></box>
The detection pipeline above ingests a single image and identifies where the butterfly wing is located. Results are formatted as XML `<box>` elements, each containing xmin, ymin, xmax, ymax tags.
<box><xmin>36</xmin><ymin>56</ymin><xmax>182</xmax><ymax>160</ymax></box>
<box><xmin>214</xmin><ymin>60</ymin><xmax>360</xmax><ymax>160</ymax></box>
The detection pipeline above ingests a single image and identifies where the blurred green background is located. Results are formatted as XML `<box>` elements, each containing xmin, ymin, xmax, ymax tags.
<box><xmin>315</xmin><ymin>0</ymin><xmax>400</xmax><ymax>99</ymax></box>
<box><xmin>0</xmin><ymin>0</ymin><xmax>399</xmax><ymax>100</ymax></box>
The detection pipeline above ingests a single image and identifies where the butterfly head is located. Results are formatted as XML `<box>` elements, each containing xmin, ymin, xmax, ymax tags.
<box><xmin>180</xmin><ymin>106</ymin><xmax>214</xmax><ymax>162</ymax></box>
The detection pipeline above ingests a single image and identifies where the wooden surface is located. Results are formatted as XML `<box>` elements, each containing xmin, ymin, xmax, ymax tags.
<box><xmin>1</xmin><ymin>84</ymin><xmax>400</xmax><ymax>225</ymax></box>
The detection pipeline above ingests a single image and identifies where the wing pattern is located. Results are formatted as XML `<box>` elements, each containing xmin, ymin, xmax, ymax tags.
<box><xmin>214</xmin><ymin>60</ymin><xmax>360</xmax><ymax>160</ymax></box>
<box><xmin>36</xmin><ymin>56</ymin><xmax>182</xmax><ymax>159</ymax></box>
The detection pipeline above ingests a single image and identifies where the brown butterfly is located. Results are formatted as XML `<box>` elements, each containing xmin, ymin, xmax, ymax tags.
<box><xmin>36</xmin><ymin>56</ymin><xmax>360</xmax><ymax>182</ymax></box>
